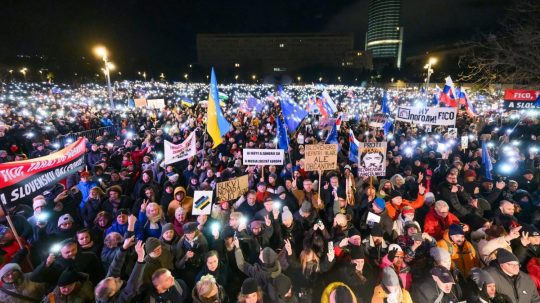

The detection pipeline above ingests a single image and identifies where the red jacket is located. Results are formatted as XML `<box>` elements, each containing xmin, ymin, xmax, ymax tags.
<box><xmin>527</xmin><ymin>257</ymin><xmax>540</xmax><ymax>294</ymax></box>
<box><xmin>423</xmin><ymin>207</ymin><xmax>460</xmax><ymax>241</ymax></box>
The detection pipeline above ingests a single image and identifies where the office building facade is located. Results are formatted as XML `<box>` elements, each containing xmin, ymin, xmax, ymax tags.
<box><xmin>365</xmin><ymin>0</ymin><xmax>403</xmax><ymax>69</ymax></box>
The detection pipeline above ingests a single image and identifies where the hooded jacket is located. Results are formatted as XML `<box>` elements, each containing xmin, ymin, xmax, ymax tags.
<box><xmin>168</xmin><ymin>187</ymin><xmax>194</xmax><ymax>220</ymax></box>
<box><xmin>385</xmin><ymin>193</ymin><xmax>425</xmax><ymax>220</ymax></box>
<box><xmin>437</xmin><ymin>230</ymin><xmax>480</xmax><ymax>277</ymax></box>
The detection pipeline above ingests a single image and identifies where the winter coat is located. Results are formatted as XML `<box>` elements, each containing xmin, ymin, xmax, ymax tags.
<box><xmin>30</xmin><ymin>251</ymin><xmax>105</xmax><ymax>287</ymax></box>
<box><xmin>371</xmin><ymin>285</ymin><xmax>413</xmax><ymax>303</ymax></box>
<box><xmin>77</xmin><ymin>180</ymin><xmax>98</xmax><ymax>209</ymax></box>
<box><xmin>380</xmin><ymin>255</ymin><xmax>412</xmax><ymax>290</ymax></box>
<box><xmin>385</xmin><ymin>193</ymin><xmax>425</xmax><ymax>220</ymax></box>
<box><xmin>234</xmin><ymin>247</ymin><xmax>282</xmax><ymax>288</ymax></box>
<box><xmin>144</xmin><ymin>279</ymin><xmax>188</xmax><ymax>303</ymax></box>
<box><xmin>0</xmin><ymin>273</ymin><xmax>46</xmax><ymax>303</ymax></box>
<box><xmin>135</xmin><ymin>210</ymin><xmax>163</xmax><ymax>241</ymax></box>
<box><xmin>478</xmin><ymin>237</ymin><xmax>513</xmax><ymax>265</ymax></box>
<box><xmin>423</xmin><ymin>206</ymin><xmax>461</xmax><ymax>241</ymax></box>
<box><xmin>43</xmin><ymin>280</ymin><xmax>95</xmax><ymax>303</ymax></box>
<box><xmin>528</xmin><ymin>257</ymin><xmax>540</xmax><ymax>295</ymax></box>
<box><xmin>320</xmin><ymin>282</ymin><xmax>359</xmax><ymax>303</ymax></box>
<box><xmin>409</xmin><ymin>276</ymin><xmax>463</xmax><ymax>303</ymax></box>
<box><xmin>437</xmin><ymin>230</ymin><xmax>481</xmax><ymax>277</ymax></box>
<box><xmin>97</xmin><ymin>248</ymin><xmax>146</xmax><ymax>303</ymax></box>
<box><xmin>485</xmin><ymin>264</ymin><xmax>540</xmax><ymax>303</ymax></box>
<box><xmin>167</xmin><ymin>187</ymin><xmax>193</xmax><ymax>220</ymax></box>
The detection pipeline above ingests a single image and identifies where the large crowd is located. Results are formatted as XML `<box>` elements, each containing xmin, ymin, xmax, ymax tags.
<box><xmin>1</xmin><ymin>80</ymin><xmax>540</xmax><ymax>303</ymax></box>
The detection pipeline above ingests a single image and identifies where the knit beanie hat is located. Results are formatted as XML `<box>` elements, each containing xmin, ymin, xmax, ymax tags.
<box><xmin>448</xmin><ymin>224</ymin><xmax>464</xmax><ymax>237</ymax></box>
<box><xmin>273</xmin><ymin>274</ymin><xmax>292</xmax><ymax>297</ymax></box>
<box><xmin>261</xmin><ymin>247</ymin><xmax>277</xmax><ymax>266</ymax></box>
<box><xmin>382</xmin><ymin>267</ymin><xmax>400</xmax><ymax>287</ymax></box>
<box><xmin>161</xmin><ymin>223</ymin><xmax>174</xmax><ymax>236</ymax></box>
<box><xmin>281</xmin><ymin>206</ymin><xmax>293</xmax><ymax>222</ymax></box>
<box><xmin>0</xmin><ymin>263</ymin><xmax>21</xmax><ymax>279</ymax></box>
<box><xmin>241</xmin><ymin>278</ymin><xmax>258</xmax><ymax>295</ymax></box>
<box><xmin>145</xmin><ymin>237</ymin><xmax>161</xmax><ymax>253</ymax></box>
<box><xmin>300</xmin><ymin>201</ymin><xmax>312</xmax><ymax>215</ymax></box>
<box><xmin>58</xmin><ymin>268</ymin><xmax>85</xmax><ymax>287</ymax></box>
<box><xmin>350</xmin><ymin>244</ymin><xmax>365</xmax><ymax>260</ymax></box>
<box><xmin>496</xmin><ymin>248</ymin><xmax>519</xmax><ymax>264</ymax></box>
<box><xmin>373</xmin><ymin>197</ymin><xmax>386</xmax><ymax>210</ymax></box>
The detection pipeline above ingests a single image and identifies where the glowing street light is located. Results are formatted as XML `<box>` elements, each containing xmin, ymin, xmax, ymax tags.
<box><xmin>424</xmin><ymin>57</ymin><xmax>438</xmax><ymax>105</ymax></box>
<box><xmin>20</xmin><ymin>67</ymin><xmax>28</xmax><ymax>82</ymax></box>
<box><xmin>93</xmin><ymin>45</ymin><xmax>114</xmax><ymax>108</ymax></box>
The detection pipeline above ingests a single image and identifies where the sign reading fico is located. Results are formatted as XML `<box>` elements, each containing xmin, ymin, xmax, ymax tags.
<box><xmin>242</xmin><ymin>149</ymin><xmax>284</xmax><ymax>165</ymax></box>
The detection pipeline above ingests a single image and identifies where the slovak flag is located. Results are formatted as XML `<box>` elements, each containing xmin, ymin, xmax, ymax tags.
<box><xmin>336</xmin><ymin>113</ymin><xmax>342</xmax><ymax>131</ymax></box>
<box><xmin>348</xmin><ymin>129</ymin><xmax>360</xmax><ymax>163</ymax></box>
<box><xmin>322</xmin><ymin>90</ymin><xmax>338</xmax><ymax>116</ymax></box>
<box><xmin>315</xmin><ymin>98</ymin><xmax>329</xmax><ymax>118</ymax></box>
<box><xmin>439</xmin><ymin>76</ymin><xmax>458</xmax><ymax>107</ymax></box>
<box><xmin>460</xmin><ymin>90</ymin><xmax>477</xmax><ymax>117</ymax></box>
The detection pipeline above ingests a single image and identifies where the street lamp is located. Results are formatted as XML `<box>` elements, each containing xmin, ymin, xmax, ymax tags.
<box><xmin>424</xmin><ymin>57</ymin><xmax>437</xmax><ymax>104</ymax></box>
<box><xmin>20</xmin><ymin>68</ymin><xmax>28</xmax><ymax>82</ymax></box>
<box><xmin>184</xmin><ymin>73</ymin><xmax>189</xmax><ymax>81</ymax></box>
<box><xmin>93</xmin><ymin>45</ymin><xmax>115</xmax><ymax>108</ymax></box>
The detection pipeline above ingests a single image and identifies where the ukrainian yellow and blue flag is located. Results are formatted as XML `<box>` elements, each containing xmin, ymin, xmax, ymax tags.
<box><xmin>207</xmin><ymin>68</ymin><xmax>232</xmax><ymax>148</ymax></box>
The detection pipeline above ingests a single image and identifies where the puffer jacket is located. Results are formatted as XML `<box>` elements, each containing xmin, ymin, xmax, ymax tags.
<box><xmin>371</xmin><ymin>285</ymin><xmax>413</xmax><ymax>303</ymax></box>
<box><xmin>320</xmin><ymin>282</ymin><xmax>358</xmax><ymax>303</ymax></box>
<box><xmin>385</xmin><ymin>193</ymin><xmax>425</xmax><ymax>220</ymax></box>
<box><xmin>423</xmin><ymin>206</ymin><xmax>461</xmax><ymax>240</ymax></box>
<box><xmin>437</xmin><ymin>230</ymin><xmax>480</xmax><ymax>277</ymax></box>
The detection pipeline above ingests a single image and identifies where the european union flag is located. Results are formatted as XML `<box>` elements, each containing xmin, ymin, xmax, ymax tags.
<box><xmin>279</xmin><ymin>88</ymin><xmax>308</xmax><ymax>133</ymax></box>
<box><xmin>382</xmin><ymin>92</ymin><xmax>391</xmax><ymax>116</ymax></box>
<box><xmin>326</xmin><ymin>123</ymin><xmax>338</xmax><ymax>144</ymax></box>
<box><xmin>482</xmin><ymin>141</ymin><xmax>493</xmax><ymax>180</ymax></box>
<box><xmin>276</xmin><ymin>116</ymin><xmax>290</xmax><ymax>150</ymax></box>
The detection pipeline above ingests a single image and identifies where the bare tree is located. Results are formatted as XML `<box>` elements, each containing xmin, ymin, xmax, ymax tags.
<box><xmin>459</xmin><ymin>0</ymin><xmax>540</xmax><ymax>86</ymax></box>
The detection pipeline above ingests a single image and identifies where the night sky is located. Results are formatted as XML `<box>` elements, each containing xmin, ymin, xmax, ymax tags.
<box><xmin>0</xmin><ymin>0</ymin><xmax>507</xmax><ymax>77</ymax></box>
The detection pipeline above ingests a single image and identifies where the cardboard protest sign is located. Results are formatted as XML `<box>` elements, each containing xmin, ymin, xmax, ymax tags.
<box><xmin>304</xmin><ymin>144</ymin><xmax>338</xmax><ymax>171</ymax></box>
<box><xmin>358</xmin><ymin>141</ymin><xmax>387</xmax><ymax>177</ymax></box>
<box><xmin>134</xmin><ymin>98</ymin><xmax>147</xmax><ymax>107</ymax></box>
<box><xmin>216</xmin><ymin>175</ymin><xmax>249</xmax><ymax>201</ymax></box>
<box><xmin>461</xmin><ymin>136</ymin><xmax>469</xmax><ymax>149</ymax></box>
<box><xmin>395</xmin><ymin>106</ymin><xmax>457</xmax><ymax>126</ymax></box>
<box><xmin>147</xmin><ymin>99</ymin><xmax>166</xmax><ymax>109</ymax></box>
<box><xmin>243</xmin><ymin>149</ymin><xmax>284</xmax><ymax>166</ymax></box>
<box><xmin>192</xmin><ymin>190</ymin><xmax>214</xmax><ymax>215</ymax></box>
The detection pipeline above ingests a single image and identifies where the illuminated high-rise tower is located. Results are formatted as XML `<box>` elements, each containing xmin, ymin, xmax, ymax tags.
<box><xmin>365</xmin><ymin>0</ymin><xmax>403</xmax><ymax>69</ymax></box>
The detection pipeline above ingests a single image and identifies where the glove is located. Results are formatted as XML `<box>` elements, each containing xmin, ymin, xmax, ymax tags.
<box><xmin>388</xmin><ymin>247</ymin><xmax>398</xmax><ymax>262</ymax></box>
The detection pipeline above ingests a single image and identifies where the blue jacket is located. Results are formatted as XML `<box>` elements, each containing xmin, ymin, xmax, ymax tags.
<box><xmin>135</xmin><ymin>211</ymin><xmax>162</xmax><ymax>241</ymax></box>
<box><xmin>77</xmin><ymin>181</ymin><xmax>98</xmax><ymax>209</ymax></box>
<box><xmin>105</xmin><ymin>222</ymin><xmax>129</xmax><ymax>237</ymax></box>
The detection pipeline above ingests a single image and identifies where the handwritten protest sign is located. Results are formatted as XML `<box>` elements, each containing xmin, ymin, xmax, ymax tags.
<box><xmin>304</xmin><ymin>144</ymin><xmax>338</xmax><ymax>171</ymax></box>
<box><xmin>216</xmin><ymin>175</ymin><xmax>249</xmax><ymax>201</ymax></box>
<box><xmin>358</xmin><ymin>141</ymin><xmax>387</xmax><ymax>177</ymax></box>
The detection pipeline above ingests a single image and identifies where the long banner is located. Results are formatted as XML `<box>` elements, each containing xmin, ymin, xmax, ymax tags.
<box><xmin>358</xmin><ymin>141</ymin><xmax>387</xmax><ymax>177</ymax></box>
<box><xmin>161</xmin><ymin>132</ymin><xmax>197</xmax><ymax>168</ymax></box>
<box><xmin>395</xmin><ymin>106</ymin><xmax>457</xmax><ymax>126</ymax></box>
<box><xmin>0</xmin><ymin>138</ymin><xmax>86</xmax><ymax>206</ymax></box>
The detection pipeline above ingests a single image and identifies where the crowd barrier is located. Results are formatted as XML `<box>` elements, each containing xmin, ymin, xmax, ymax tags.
<box><xmin>51</xmin><ymin>125</ymin><xmax>120</xmax><ymax>147</ymax></box>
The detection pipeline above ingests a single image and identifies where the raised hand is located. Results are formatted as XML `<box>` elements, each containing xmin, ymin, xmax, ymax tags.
<box><xmin>418</xmin><ymin>183</ymin><xmax>426</xmax><ymax>195</ymax></box>
<box><xmin>135</xmin><ymin>240</ymin><xmax>145</xmax><ymax>262</ymax></box>
<box><xmin>284</xmin><ymin>239</ymin><xmax>293</xmax><ymax>256</ymax></box>
<box><xmin>521</xmin><ymin>231</ymin><xmax>531</xmax><ymax>247</ymax></box>
<box><xmin>122</xmin><ymin>236</ymin><xmax>136</xmax><ymax>250</ymax></box>
<box><xmin>264</xmin><ymin>215</ymin><xmax>271</xmax><ymax>227</ymax></box>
